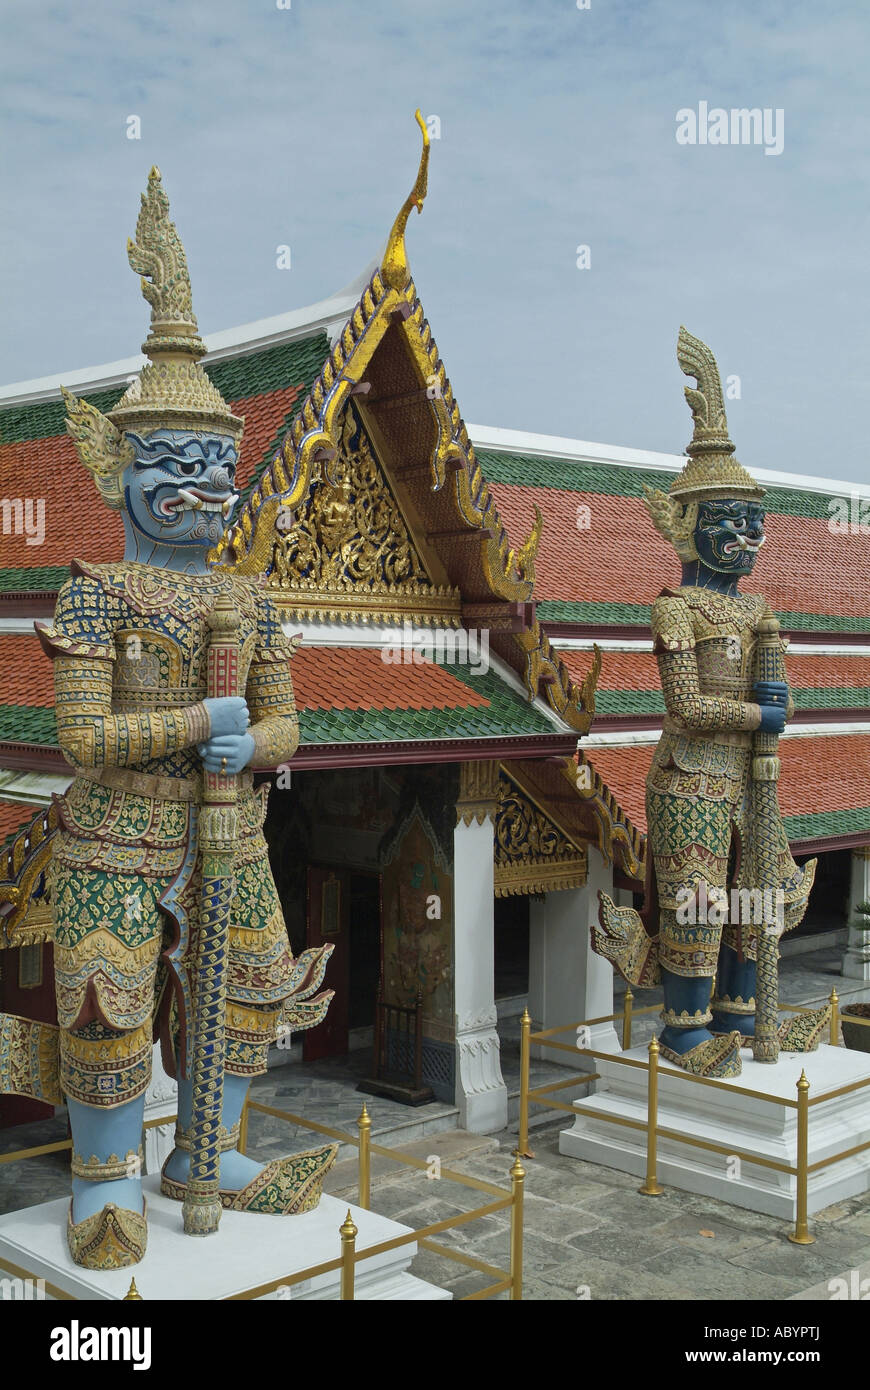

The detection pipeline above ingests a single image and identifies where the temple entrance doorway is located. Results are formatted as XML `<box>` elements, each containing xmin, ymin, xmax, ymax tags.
<box><xmin>303</xmin><ymin>865</ymin><xmax>381</xmax><ymax>1062</ymax></box>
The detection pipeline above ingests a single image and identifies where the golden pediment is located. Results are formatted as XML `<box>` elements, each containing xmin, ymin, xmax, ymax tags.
<box><xmin>494</xmin><ymin>774</ymin><xmax>587</xmax><ymax>898</ymax></box>
<box><xmin>268</xmin><ymin>406</ymin><xmax>460</xmax><ymax>626</ymax></box>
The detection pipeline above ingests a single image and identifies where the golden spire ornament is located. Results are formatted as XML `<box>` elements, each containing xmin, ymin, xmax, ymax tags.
<box><xmin>643</xmin><ymin>326</ymin><xmax>764</xmax><ymax>559</ymax></box>
<box><xmin>62</xmin><ymin>167</ymin><xmax>243</xmax><ymax>509</ymax></box>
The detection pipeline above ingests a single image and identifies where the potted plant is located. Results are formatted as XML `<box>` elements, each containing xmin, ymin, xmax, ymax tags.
<box><xmin>842</xmin><ymin>901</ymin><xmax>870</xmax><ymax>1051</ymax></box>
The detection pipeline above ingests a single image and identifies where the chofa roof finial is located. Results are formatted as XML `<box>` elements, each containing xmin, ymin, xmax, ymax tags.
<box><xmin>382</xmin><ymin>110</ymin><xmax>430</xmax><ymax>292</ymax></box>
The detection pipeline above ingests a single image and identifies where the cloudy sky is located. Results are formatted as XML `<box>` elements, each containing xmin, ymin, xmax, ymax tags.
<box><xmin>1</xmin><ymin>0</ymin><xmax>868</xmax><ymax>483</ymax></box>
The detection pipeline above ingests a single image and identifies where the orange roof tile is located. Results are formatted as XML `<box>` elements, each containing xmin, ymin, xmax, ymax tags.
<box><xmin>292</xmin><ymin>646</ymin><xmax>489</xmax><ymax>712</ymax></box>
<box><xmin>585</xmin><ymin>733</ymin><xmax>870</xmax><ymax>836</ymax></box>
<box><xmin>490</xmin><ymin>483</ymin><xmax>870</xmax><ymax>623</ymax></box>
<box><xmin>0</xmin><ymin>633</ymin><xmax>55</xmax><ymax>706</ymax></box>
<box><xmin>0</xmin><ymin>799</ymin><xmax>41</xmax><ymax>846</ymax></box>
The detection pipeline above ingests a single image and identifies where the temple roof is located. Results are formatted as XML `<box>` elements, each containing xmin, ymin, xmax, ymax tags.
<box><xmin>1</xmin><ymin>198</ymin><xmax>866</xmax><ymax>877</ymax></box>
<box><xmin>0</xmin><ymin>627</ymin><xmax>573</xmax><ymax>775</ymax></box>
<box><xmin>475</xmin><ymin>426</ymin><xmax>870</xmax><ymax>637</ymax></box>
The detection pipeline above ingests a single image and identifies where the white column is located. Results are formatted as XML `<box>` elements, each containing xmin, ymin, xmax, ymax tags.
<box><xmin>528</xmin><ymin>845</ymin><xmax>621</xmax><ymax>1070</ymax></box>
<box><xmin>143</xmin><ymin>1043</ymin><xmax>177</xmax><ymax>1174</ymax></box>
<box><xmin>841</xmin><ymin>848</ymin><xmax>870</xmax><ymax>980</ymax></box>
<box><xmin>453</xmin><ymin>815</ymin><xmax>508</xmax><ymax>1134</ymax></box>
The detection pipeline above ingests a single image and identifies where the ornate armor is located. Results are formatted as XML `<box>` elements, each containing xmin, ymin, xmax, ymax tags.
<box><xmin>0</xmin><ymin>169</ymin><xmax>335</xmax><ymax>1270</ymax></box>
<box><xmin>594</xmin><ymin>328</ymin><xmax>819</xmax><ymax>1078</ymax></box>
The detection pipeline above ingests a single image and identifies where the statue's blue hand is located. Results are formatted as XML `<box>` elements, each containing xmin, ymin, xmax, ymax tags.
<box><xmin>204</xmin><ymin>696</ymin><xmax>250</xmax><ymax>737</ymax></box>
<box><xmin>753</xmin><ymin>680</ymin><xmax>787</xmax><ymax>706</ymax></box>
<box><xmin>198</xmin><ymin>732</ymin><xmax>256</xmax><ymax>773</ymax></box>
<box><xmin>757</xmin><ymin>703</ymin><xmax>787</xmax><ymax>734</ymax></box>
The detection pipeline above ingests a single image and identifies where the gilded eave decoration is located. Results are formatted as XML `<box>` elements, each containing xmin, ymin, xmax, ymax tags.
<box><xmin>213</xmin><ymin>111</ymin><xmax>597</xmax><ymax>734</ymax></box>
<box><xmin>0</xmin><ymin>804</ymin><xmax>58</xmax><ymax>947</ymax></box>
<box><xmin>494</xmin><ymin>772</ymin><xmax>587</xmax><ymax>897</ymax></box>
<box><xmin>269</xmin><ymin>405</ymin><xmax>460</xmax><ymax>627</ymax></box>
<box><xmin>568</xmin><ymin>753</ymin><xmax>646</xmax><ymax>882</ymax></box>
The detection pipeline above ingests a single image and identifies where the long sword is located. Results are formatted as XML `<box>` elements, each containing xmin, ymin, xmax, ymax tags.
<box><xmin>183</xmin><ymin>593</ymin><xmax>240</xmax><ymax>1234</ymax></box>
<box><xmin>751</xmin><ymin>615</ymin><xmax>785</xmax><ymax>1064</ymax></box>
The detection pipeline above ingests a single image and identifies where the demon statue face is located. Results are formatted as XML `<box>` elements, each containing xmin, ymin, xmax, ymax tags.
<box><xmin>122</xmin><ymin>429</ymin><xmax>239</xmax><ymax>551</ymax></box>
<box><xmin>692</xmin><ymin>498</ymin><xmax>765</xmax><ymax>577</ymax></box>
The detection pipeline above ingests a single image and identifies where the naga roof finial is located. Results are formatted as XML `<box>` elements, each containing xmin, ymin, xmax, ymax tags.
<box><xmin>381</xmin><ymin>110</ymin><xmax>430</xmax><ymax>292</ymax></box>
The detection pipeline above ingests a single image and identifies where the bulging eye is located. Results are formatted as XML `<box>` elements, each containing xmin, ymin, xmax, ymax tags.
<box><xmin>723</xmin><ymin>517</ymin><xmax>746</xmax><ymax>532</ymax></box>
<box><xmin>177</xmin><ymin>460</ymin><xmax>198</xmax><ymax>476</ymax></box>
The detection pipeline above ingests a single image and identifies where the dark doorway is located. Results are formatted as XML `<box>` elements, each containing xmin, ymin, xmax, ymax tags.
<box><xmin>349</xmin><ymin>872</ymin><xmax>381</xmax><ymax>1032</ymax></box>
<box><xmin>795</xmin><ymin>849</ymin><xmax>851</xmax><ymax>938</ymax></box>
<box><xmin>494</xmin><ymin>894</ymin><xmax>530</xmax><ymax>999</ymax></box>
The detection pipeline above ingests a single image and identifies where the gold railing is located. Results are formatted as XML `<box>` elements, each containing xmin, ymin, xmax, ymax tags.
<box><xmin>519</xmin><ymin>986</ymin><xmax>870</xmax><ymax>1246</ymax></box>
<box><xmin>0</xmin><ymin>1103</ymin><xmax>523</xmax><ymax>1301</ymax></box>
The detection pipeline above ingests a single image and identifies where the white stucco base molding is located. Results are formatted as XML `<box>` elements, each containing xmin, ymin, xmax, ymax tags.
<box><xmin>560</xmin><ymin>1042</ymin><xmax>870</xmax><ymax>1221</ymax></box>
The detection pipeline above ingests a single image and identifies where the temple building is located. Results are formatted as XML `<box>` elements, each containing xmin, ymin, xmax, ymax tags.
<box><xmin>1</xmin><ymin>155</ymin><xmax>868</xmax><ymax>1136</ymax></box>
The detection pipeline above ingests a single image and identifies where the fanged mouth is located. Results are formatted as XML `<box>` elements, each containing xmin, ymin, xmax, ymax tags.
<box><xmin>158</xmin><ymin>487</ymin><xmax>239</xmax><ymax>520</ymax></box>
<box><xmin>723</xmin><ymin>535</ymin><xmax>765</xmax><ymax>556</ymax></box>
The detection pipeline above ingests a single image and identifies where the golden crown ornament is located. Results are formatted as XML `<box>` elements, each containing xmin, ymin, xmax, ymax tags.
<box><xmin>62</xmin><ymin>167</ymin><xmax>244</xmax><ymax>510</ymax></box>
<box><xmin>643</xmin><ymin>326</ymin><xmax>765</xmax><ymax>561</ymax></box>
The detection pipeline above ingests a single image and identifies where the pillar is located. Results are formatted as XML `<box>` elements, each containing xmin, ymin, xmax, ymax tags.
<box><xmin>841</xmin><ymin>847</ymin><xmax>870</xmax><ymax>980</ymax></box>
<box><xmin>143</xmin><ymin>1043</ymin><xmax>177</xmax><ymax>1174</ymax></box>
<box><xmin>528</xmin><ymin>844</ymin><xmax>621</xmax><ymax>1070</ymax></box>
<box><xmin>453</xmin><ymin>762</ymin><xmax>508</xmax><ymax>1134</ymax></box>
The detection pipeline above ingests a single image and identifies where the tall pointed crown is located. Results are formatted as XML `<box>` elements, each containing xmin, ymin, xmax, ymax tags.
<box><xmin>642</xmin><ymin>327</ymin><xmax>764</xmax><ymax>559</ymax></box>
<box><xmin>62</xmin><ymin>168</ymin><xmax>243</xmax><ymax>509</ymax></box>
<box><xmin>670</xmin><ymin>326</ymin><xmax>763</xmax><ymax>502</ymax></box>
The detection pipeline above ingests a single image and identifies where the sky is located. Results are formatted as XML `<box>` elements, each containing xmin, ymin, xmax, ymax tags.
<box><xmin>1</xmin><ymin>0</ymin><xmax>868</xmax><ymax>484</ymax></box>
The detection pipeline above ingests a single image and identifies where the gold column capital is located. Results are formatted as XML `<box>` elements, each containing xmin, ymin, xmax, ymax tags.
<box><xmin>456</xmin><ymin>760</ymin><xmax>500</xmax><ymax>826</ymax></box>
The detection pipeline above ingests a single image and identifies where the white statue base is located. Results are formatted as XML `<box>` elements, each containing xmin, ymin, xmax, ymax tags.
<box><xmin>0</xmin><ymin>1176</ymin><xmax>451</xmax><ymax>1301</ymax></box>
<box><xmin>559</xmin><ymin>1042</ymin><xmax>870</xmax><ymax>1220</ymax></box>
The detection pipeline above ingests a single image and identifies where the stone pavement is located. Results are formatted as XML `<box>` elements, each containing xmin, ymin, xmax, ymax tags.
<box><xmin>2</xmin><ymin>940</ymin><xmax>870</xmax><ymax>1300</ymax></box>
<box><xmin>320</xmin><ymin>1116</ymin><xmax>870</xmax><ymax>1302</ymax></box>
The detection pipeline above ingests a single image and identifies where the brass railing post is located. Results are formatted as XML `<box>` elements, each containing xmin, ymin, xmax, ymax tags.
<box><xmin>517</xmin><ymin>1008</ymin><xmax>533</xmax><ymax>1159</ymax></box>
<box><xmin>788</xmin><ymin>1070</ymin><xmax>815</xmax><ymax>1245</ymax></box>
<box><xmin>639</xmin><ymin>1036</ymin><xmax>663</xmax><ymax>1196</ymax></box>
<box><xmin>510</xmin><ymin>1153</ymin><xmax>525</xmax><ymax>1300</ymax></box>
<box><xmin>238</xmin><ymin>1096</ymin><xmax>249</xmax><ymax>1157</ymax></box>
<box><xmin>829</xmin><ymin>987</ymin><xmax>840</xmax><ymax>1047</ymax></box>
<box><xmin>358</xmin><ymin>1103</ymin><xmax>371</xmax><ymax>1210</ymax></box>
<box><xmin>623</xmin><ymin>986</ymin><xmax>634</xmax><ymax>1050</ymax></box>
<box><xmin>340</xmin><ymin>1210</ymin><xmax>358</xmax><ymax>1299</ymax></box>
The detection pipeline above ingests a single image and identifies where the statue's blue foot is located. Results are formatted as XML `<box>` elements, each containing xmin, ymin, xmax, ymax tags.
<box><xmin>659</xmin><ymin>1025</ymin><xmax>711</xmax><ymax>1054</ymax></box>
<box><xmin>710</xmin><ymin>1011</ymin><xmax>755</xmax><ymax>1038</ymax></box>
<box><xmin>163</xmin><ymin>1143</ymin><xmax>263</xmax><ymax>1190</ymax></box>
<box><xmin>66</xmin><ymin>1094</ymin><xmax>146</xmax><ymax>1260</ymax></box>
<box><xmin>165</xmin><ymin>1070</ymin><xmax>336</xmax><ymax>1212</ymax></box>
<box><xmin>658</xmin><ymin>1029</ymin><xmax>743</xmax><ymax>1078</ymax></box>
<box><xmin>160</xmin><ymin>1144</ymin><xmax>337</xmax><ymax>1214</ymax></box>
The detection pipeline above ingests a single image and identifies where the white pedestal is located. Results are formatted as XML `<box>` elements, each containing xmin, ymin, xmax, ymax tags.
<box><xmin>0</xmin><ymin>1176</ymin><xmax>451</xmax><ymax>1301</ymax></box>
<box><xmin>559</xmin><ymin>1043</ymin><xmax>870</xmax><ymax>1220</ymax></box>
<box><xmin>143</xmin><ymin>1045</ymin><xmax>177</xmax><ymax>1176</ymax></box>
